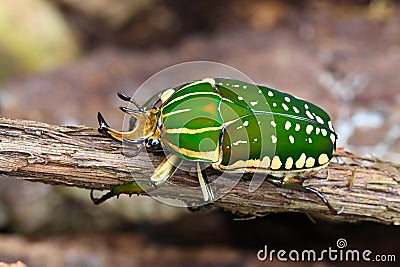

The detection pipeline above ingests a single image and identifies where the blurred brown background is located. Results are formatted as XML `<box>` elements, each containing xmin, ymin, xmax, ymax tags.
<box><xmin>0</xmin><ymin>0</ymin><xmax>399</xmax><ymax>266</ymax></box>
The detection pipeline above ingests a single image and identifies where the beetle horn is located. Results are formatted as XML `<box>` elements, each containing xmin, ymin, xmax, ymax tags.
<box><xmin>97</xmin><ymin>108</ymin><xmax>158</xmax><ymax>143</ymax></box>
<box><xmin>97</xmin><ymin>112</ymin><xmax>124</xmax><ymax>141</ymax></box>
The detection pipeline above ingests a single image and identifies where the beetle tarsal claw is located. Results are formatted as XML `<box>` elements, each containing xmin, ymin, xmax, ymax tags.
<box><xmin>90</xmin><ymin>189</ymin><xmax>116</xmax><ymax>205</ymax></box>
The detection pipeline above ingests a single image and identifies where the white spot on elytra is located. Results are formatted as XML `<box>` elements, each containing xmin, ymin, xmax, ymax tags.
<box><xmin>250</xmin><ymin>101</ymin><xmax>258</xmax><ymax>106</ymax></box>
<box><xmin>253</xmin><ymin>138</ymin><xmax>258</xmax><ymax>142</ymax></box>
<box><xmin>306</xmin><ymin>125</ymin><xmax>313</xmax><ymax>134</ymax></box>
<box><xmin>304</xmin><ymin>103</ymin><xmax>309</xmax><ymax>109</ymax></box>
<box><xmin>318</xmin><ymin>153</ymin><xmax>329</xmax><ymax>165</ymax></box>
<box><xmin>295</xmin><ymin>124</ymin><xmax>300</xmax><ymax>131</ymax></box>
<box><xmin>243</xmin><ymin>85</ymin><xmax>247</xmax><ymax>89</ymax></box>
<box><xmin>233</xmin><ymin>140</ymin><xmax>247</xmax><ymax>146</ymax></box>
<box><xmin>268</xmin><ymin>91</ymin><xmax>274</xmax><ymax>97</ymax></box>
<box><xmin>271</xmin><ymin>121</ymin><xmax>277</xmax><ymax>127</ymax></box>
<box><xmin>285</xmin><ymin>157</ymin><xmax>293</xmax><ymax>169</ymax></box>
<box><xmin>307</xmin><ymin>138</ymin><xmax>313</xmax><ymax>143</ymax></box>
<box><xmin>233</xmin><ymin>84</ymin><xmax>240</xmax><ymax>88</ymax></box>
<box><xmin>295</xmin><ymin>153</ymin><xmax>307</xmax><ymax>168</ymax></box>
<box><xmin>330</xmin><ymin>133</ymin><xmax>336</xmax><ymax>143</ymax></box>
<box><xmin>260</xmin><ymin>156</ymin><xmax>270</xmax><ymax>168</ymax></box>
<box><xmin>284</xmin><ymin>96</ymin><xmax>291</xmax><ymax>102</ymax></box>
<box><xmin>285</xmin><ymin>121</ymin><xmax>291</xmax><ymax>130</ymax></box>
<box><xmin>272</xmin><ymin>102</ymin><xmax>277</xmax><ymax>107</ymax></box>
<box><xmin>289</xmin><ymin>135</ymin><xmax>295</xmax><ymax>144</ymax></box>
<box><xmin>243</xmin><ymin>121</ymin><xmax>249</xmax><ymax>127</ymax></box>
<box><xmin>271</xmin><ymin>155</ymin><xmax>282</xmax><ymax>169</ymax></box>
<box><xmin>271</xmin><ymin>135</ymin><xmax>277</xmax><ymax>143</ymax></box>
<box><xmin>321</xmin><ymin>129</ymin><xmax>327</xmax><ymax>136</ymax></box>
<box><xmin>306</xmin><ymin>110</ymin><xmax>314</xmax><ymax>119</ymax></box>
<box><xmin>282</xmin><ymin>103</ymin><xmax>289</xmax><ymax>111</ymax></box>
<box><xmin>258</xmin><ymin>89</ymin><xmax>262</xmax><ymax>93</ymax></box>
<box><xmin>305</xmin><ymin>157</ymin><xmax>315</xmax><ymax>168</ymax></box>
<box><xmin>293</xmin><ymin>106</ymin><xmax>300</xmax><ymax>113</ymax></box>
<box><xmin>328</xmin><ymin>120</ymin><xmax>334</xmax><ymax>131</ymax></box>
<box><xmin>238</xmin><ymin>96</ymin><xmax>244</xmax><ymax>100</ymax></box>
<box><xmin>237</xmin><ymin>125</ymin><xmax>243</xmax><ymax>130</ymax></box>
<box><xmin>316</xmin><ymin>115</ymin><xmax>324</xmax><ymax>124</ymax></box>
<box><xmin>315</xmin><ymin>127</ymin><xmax>321</xmax><ymax>135</ymax></box>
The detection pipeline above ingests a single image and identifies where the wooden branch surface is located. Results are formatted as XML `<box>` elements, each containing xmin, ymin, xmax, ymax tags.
<box><xmin>0</xmin><ymin>117</ymin><xmax>399</xmax><ymax>224</ymax></box>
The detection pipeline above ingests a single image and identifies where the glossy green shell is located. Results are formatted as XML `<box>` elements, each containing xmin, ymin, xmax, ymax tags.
<box><xmin>157</xmin><ymin>78</ymin><xmax>336</xmax><ymax>174</ymax></box>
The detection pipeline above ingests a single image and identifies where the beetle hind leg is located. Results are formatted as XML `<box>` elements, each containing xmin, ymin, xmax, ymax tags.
<box><xmin>266</xmin><ymin>176</ymin><xmax>343</xmax><ymax>215</ymax></box>
<box><xmin>197</xmin><ymin>162</ymin><xmax>215</xmax><ymax>202</ymax></box>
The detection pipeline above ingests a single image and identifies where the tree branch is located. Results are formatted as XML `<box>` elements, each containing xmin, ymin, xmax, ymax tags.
<box><xmin>0</xmin><ymin>117</ymin><xmax>399</xmax><ymax>224</ymax></box>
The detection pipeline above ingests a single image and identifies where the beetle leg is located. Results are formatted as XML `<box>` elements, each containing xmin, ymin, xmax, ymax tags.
<box><xmin>265</xmin><ymin>176</ymin><xmax>344</xmax><ymax>215</ymax></box>
<box><xmin>303</xmin><ymin>186</ymin><xmax>344</xmax><ymax>215</ymax></box>
<box><xmin>90</xmin><ymin>180</ymin><xmax>147</xmax><ymax>205</ymax></box>
<box><xmin>122</xmin><ymin>142</ymin><xmax>144</xmax><ymax>158</ymax></box>
<box><xmin>197</xmin><ymin>162</ymin><xmax>215</xmax><ymax>202</ymax></box>
<box><xmin>91</xmin><ymin>154</ymin><xmax>181</xmax><ymax>205</ymax></box>
<box><xmin>149</xmin><ymin>154</ymin><xmax>182</xmax><ymax>186</ymax></box>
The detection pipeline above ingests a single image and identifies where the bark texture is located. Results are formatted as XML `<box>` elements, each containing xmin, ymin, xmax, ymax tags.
<box><xmin>0</xmin><ymin>117</ymin><xmax>399</xmax><ymax>224</ymax></box>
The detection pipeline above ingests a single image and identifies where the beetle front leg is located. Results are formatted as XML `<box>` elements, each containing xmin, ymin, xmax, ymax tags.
<box><xmin>90</xmin><ymin>180</ymin><xmax>147</xmax><ymax>205</ymax></box>
<box><xmin>265</xmin><ymin>176</ymin><xmax>343</xmax><ymax>215</ymax></box>
<box><xmin>149</xmin><ymin>154</ymin><xmax>182</xmax><ymax>187</ymax></box>
<box><xmin>91</xmin><ymin>154</ymin><xmax>182</xmax><ymax>205</ymax></box>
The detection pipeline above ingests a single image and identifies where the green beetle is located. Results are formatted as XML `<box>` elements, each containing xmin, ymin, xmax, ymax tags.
<box><xmin>93</xmin><ymin>78</ymin><xmax>342</xmax><ymax>214</ymax></box>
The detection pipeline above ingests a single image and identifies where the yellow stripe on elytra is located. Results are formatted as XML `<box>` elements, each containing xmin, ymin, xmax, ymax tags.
<box><xmin>162</xmin><ymin>108</ymin><xmax>192</xmax><ymax>118</ymax></box>
<box><xmin>163</xmin><ymin>139</ymin><xmax>220</xmax><ymax>162</ymax></box>
<box><xmin>162</xmin><ymin>91</ymin><xmax>221</xmax><ymax>109</ymax></box>
<box><xmin>164</xmin><ymin>125</ymin><xmax>224</xmax><ymax>134</ymax></box>
<box><xmin>162</xmin><ymin>79</ymin><xmax>219</xmax><ymax>109</ymax></box>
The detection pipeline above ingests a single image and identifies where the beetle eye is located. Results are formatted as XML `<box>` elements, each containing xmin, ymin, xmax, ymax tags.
<box><xmin>147</xmin><ymin>138</ymin><xmax>161</xmax><ymax>148</ymax></box>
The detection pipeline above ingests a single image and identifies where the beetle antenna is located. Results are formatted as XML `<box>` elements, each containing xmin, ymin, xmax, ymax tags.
<box><xmin>117</xmin><ymin>92</ymin><xmax>144</xmax><ymax>112</ymax></box>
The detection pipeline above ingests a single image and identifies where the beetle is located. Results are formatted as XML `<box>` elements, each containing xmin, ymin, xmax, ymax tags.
<box><xmin>92</xmin><ymin>78</ymin><xmax>343</xmax><ymax>214</ymax></box>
